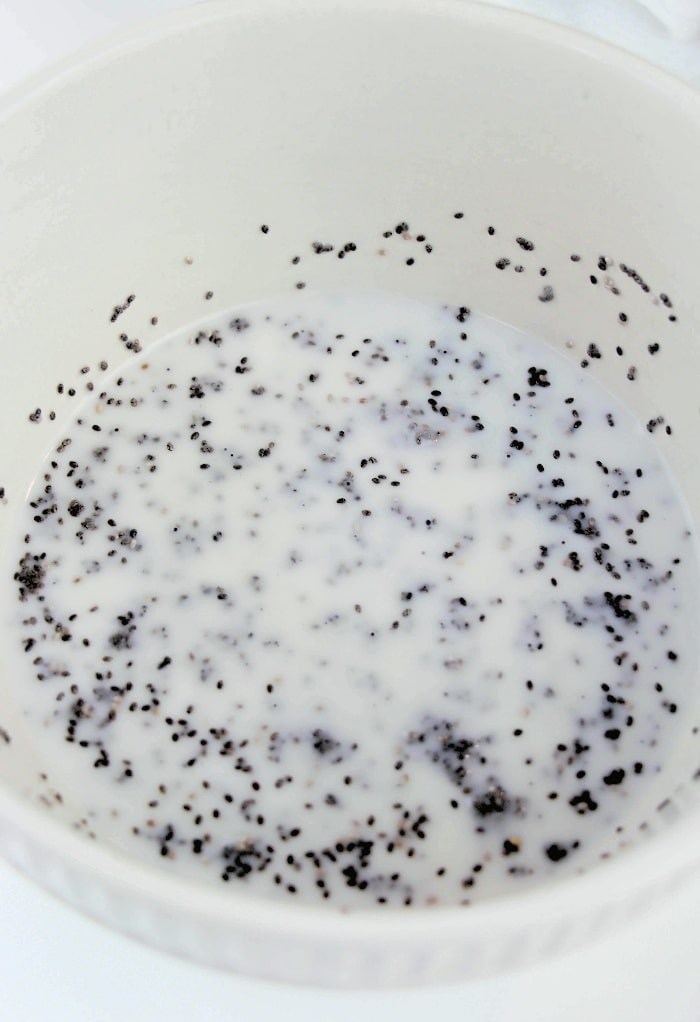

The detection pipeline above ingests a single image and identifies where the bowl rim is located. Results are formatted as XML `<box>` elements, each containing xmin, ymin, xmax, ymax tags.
<box><xmin>2</xmin><ymin>0</ymin><xmax>700</xmax><ymax>124</ymax></box>
<box><xmin>1</xmin><ymin>0</ymin><xmax>700</xmax><ymax>955</ymax></box>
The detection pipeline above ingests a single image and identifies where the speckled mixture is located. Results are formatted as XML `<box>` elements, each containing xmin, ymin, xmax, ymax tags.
<box><xmin>10</xmin><ymin>290</ymin><xmax>700</xmax><ymax>907</ymax></box>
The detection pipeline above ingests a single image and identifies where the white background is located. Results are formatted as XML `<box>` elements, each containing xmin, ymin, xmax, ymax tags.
<box><xmin>1</xmin><ymin>3</ymin><xmax>700</xmax><ymax>1020</ymax></box>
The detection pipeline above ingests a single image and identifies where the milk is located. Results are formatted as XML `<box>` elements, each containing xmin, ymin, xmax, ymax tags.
<box><xmin>8</xmin><ymin>290</ymin><xmax>700</xmax><ymax>907</ymax></box>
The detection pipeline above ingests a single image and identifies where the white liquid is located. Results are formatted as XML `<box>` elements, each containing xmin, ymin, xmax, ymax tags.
<box><xmin>9</xmin><ymin>290</ymin><xmax>700</xmax><ymax>907</ymax></box>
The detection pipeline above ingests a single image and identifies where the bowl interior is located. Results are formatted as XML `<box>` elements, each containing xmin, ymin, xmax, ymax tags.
<box><xmin>1</xmin><ymin>0</ymin><xmax>700</xmax><ymax>985</ymax></box>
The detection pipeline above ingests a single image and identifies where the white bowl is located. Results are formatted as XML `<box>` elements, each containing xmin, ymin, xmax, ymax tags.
<box><xmin>1</xmin><ymin>0</ymin><xmax>700</xmax><ymax>988</ymax></box>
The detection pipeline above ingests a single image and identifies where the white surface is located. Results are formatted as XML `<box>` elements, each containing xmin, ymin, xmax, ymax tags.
<box><xmin>1</xmin><ymin>1</ymin><xmax>700</xmax><ymax>1019</ymax></box>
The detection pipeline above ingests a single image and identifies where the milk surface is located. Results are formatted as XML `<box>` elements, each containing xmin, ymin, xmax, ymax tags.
<box><xmin>10</xmin><ymin>290</ymin><xmax>700</xmax><ymax>907</ymax></box>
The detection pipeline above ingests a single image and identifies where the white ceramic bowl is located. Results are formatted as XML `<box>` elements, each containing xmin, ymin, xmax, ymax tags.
<box><xmin>1</xmin><ymin>0</ymin><xmax>700</xmax><ymax>988</ymax></box>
